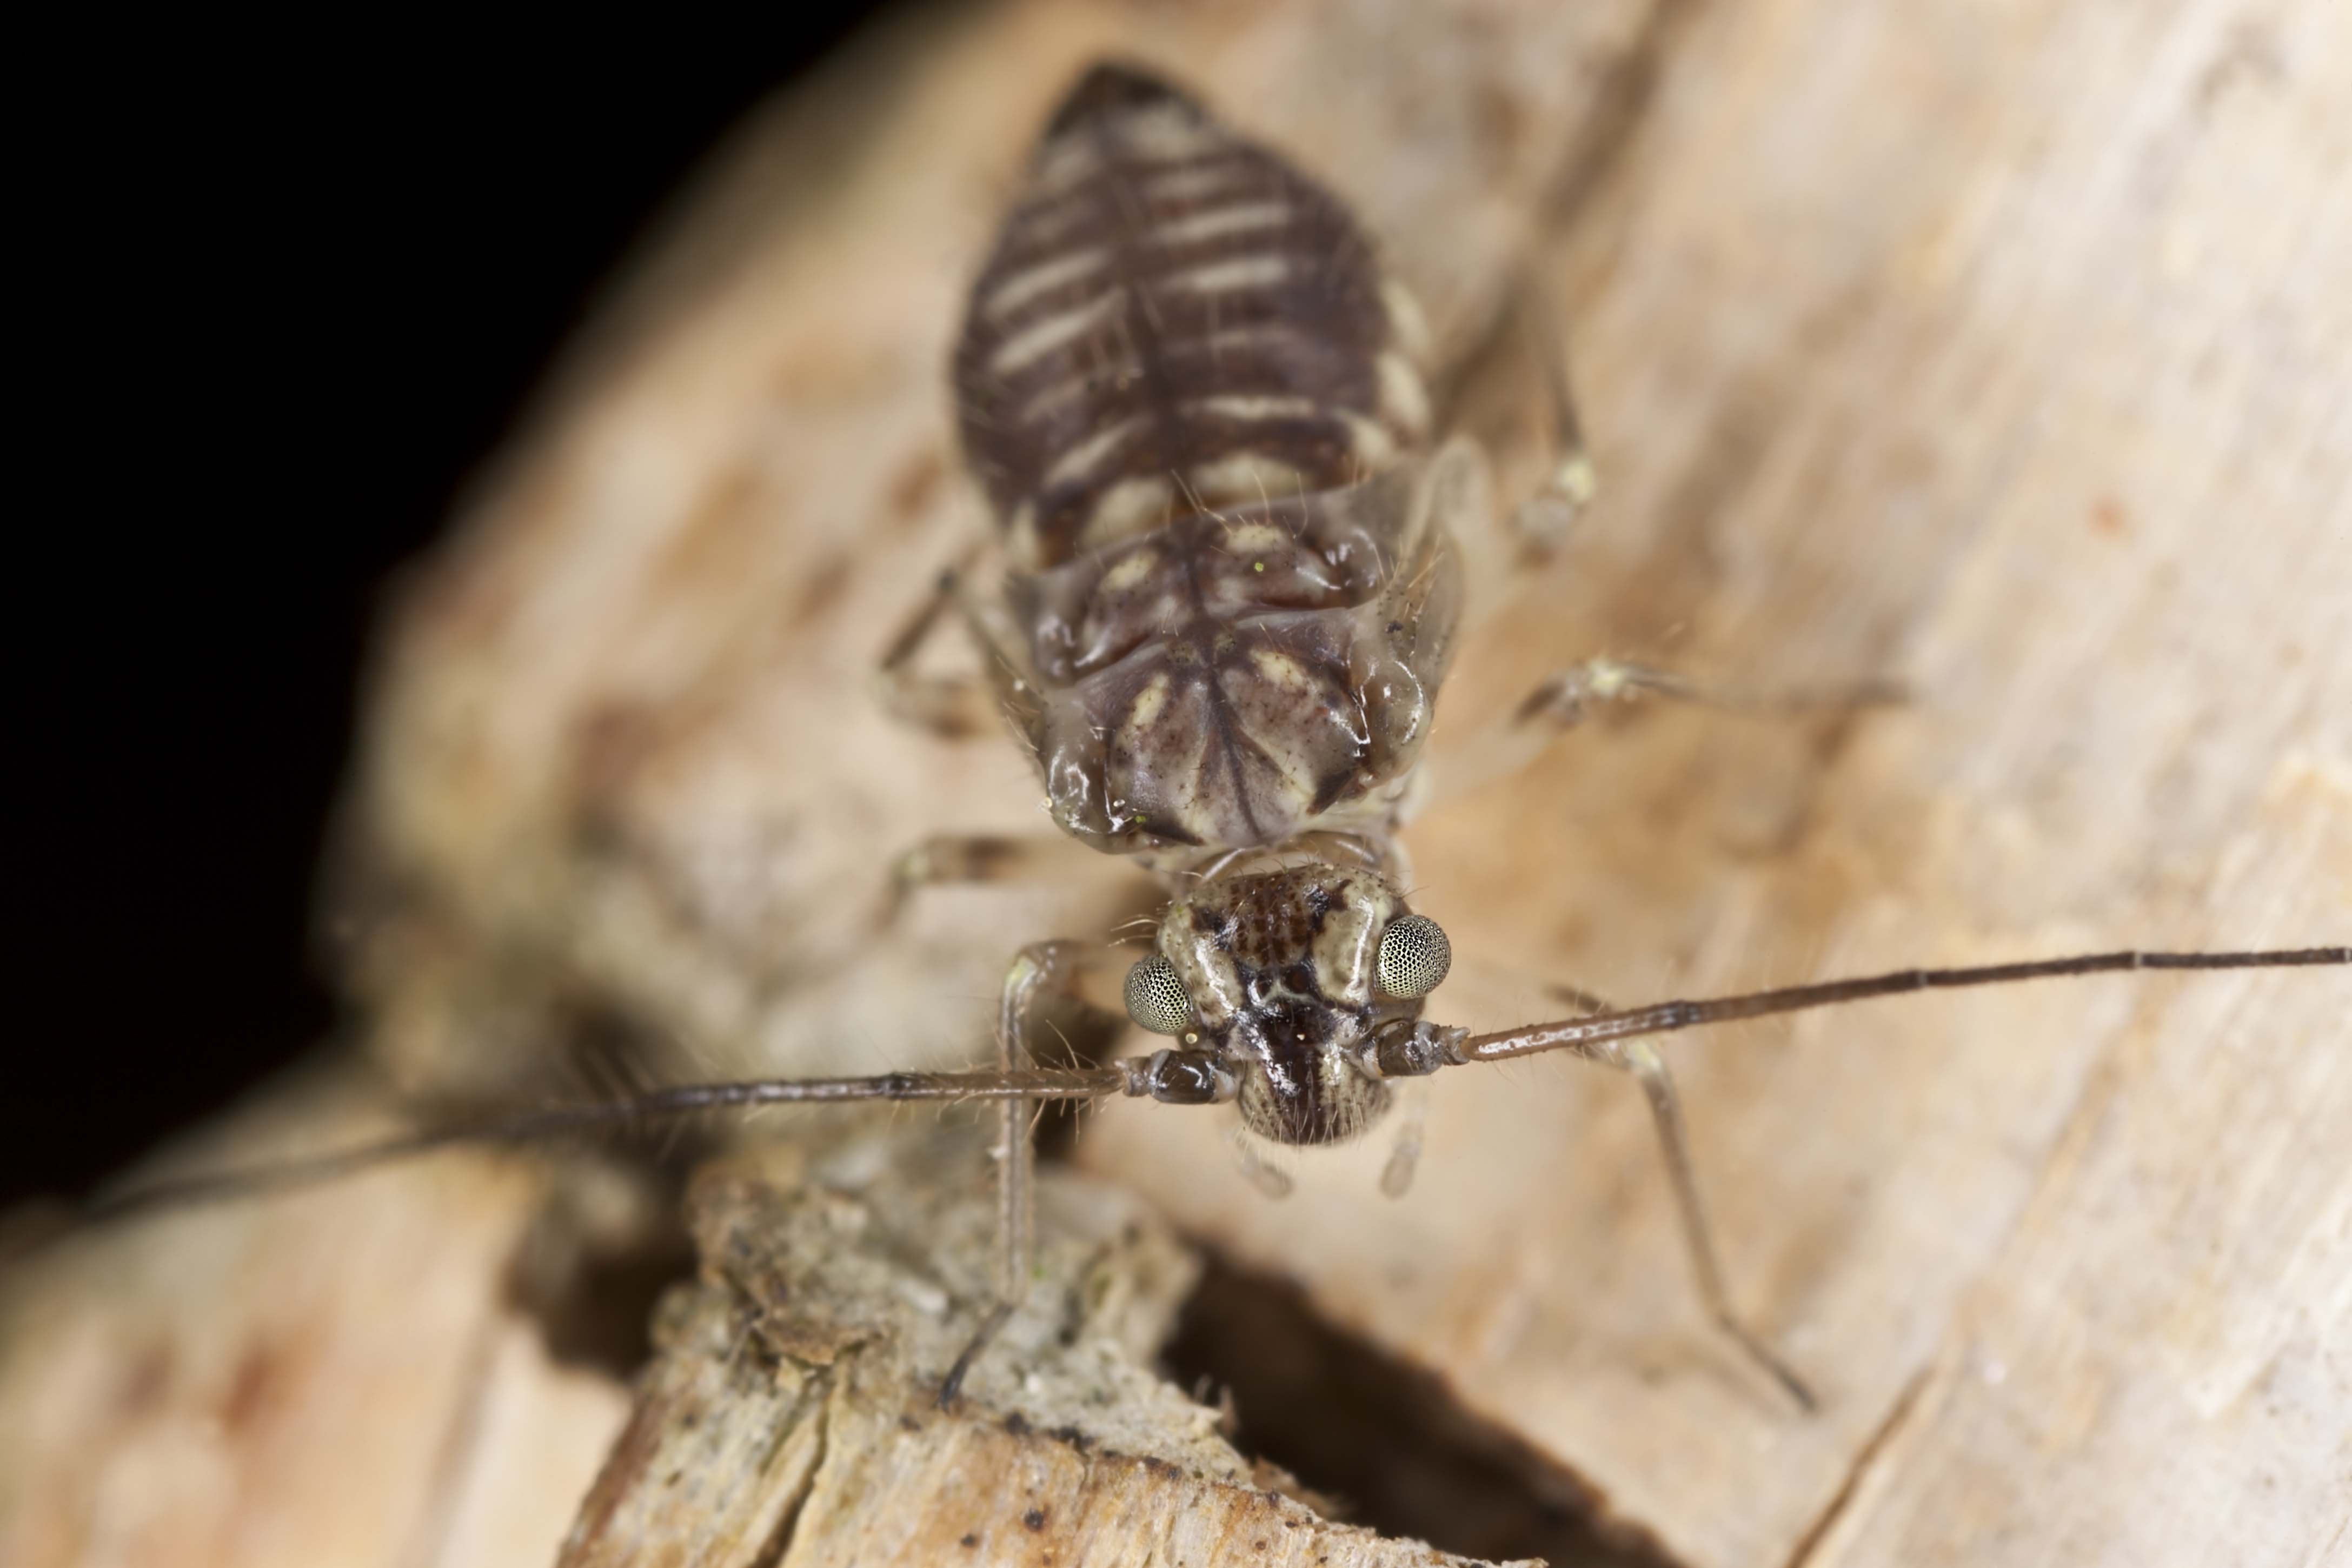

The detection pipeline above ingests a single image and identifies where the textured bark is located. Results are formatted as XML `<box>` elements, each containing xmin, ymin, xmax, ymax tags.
<box><xmin>6</xmin><ymin>2</ymin><xmax>2347</xmax><ymax>1566</ymax></box>
<box><xmin>555</xmin><ymin>1126</ymin><xmax>1517</xmax><ymax>1568</ymax></box>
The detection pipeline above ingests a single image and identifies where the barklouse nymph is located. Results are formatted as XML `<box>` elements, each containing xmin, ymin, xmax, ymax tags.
<box><xmin>88</xmin><ymin>62</ymin><xmax>2348</xmax><ymax>1419</ymax></box>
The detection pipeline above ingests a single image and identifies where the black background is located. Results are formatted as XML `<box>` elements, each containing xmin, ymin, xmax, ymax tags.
<box><xmin>8</xmin><ymin>15</ymin><xmax>889</xmax><ymax>1208</ymax></box>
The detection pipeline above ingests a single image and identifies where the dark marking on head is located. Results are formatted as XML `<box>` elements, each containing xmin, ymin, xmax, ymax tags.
<box><xmin>1193</xmin><ymin>903</ymin><xmax>1235</xmax><ymax>949</ymax></box>
<box><xmin>1159</xmin><ymin>862</ymin><xmax>1436</xmax><ymax>1146</ymax></box>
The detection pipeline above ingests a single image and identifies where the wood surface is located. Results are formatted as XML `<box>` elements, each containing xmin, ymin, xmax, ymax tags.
<box><xmin>3</xmin><ymin>1081</ymin><xmax>1516</xmax><ymax>1568</ymax></box>
<box><xmin>1075</xmin><ymin>4</ymin><xmax>2352</xmax><ymax>1564</ymax></box>
<box><xmin>555</xmin><ymin>1122</ymin><xmax>1520</xmax><ymax>1568</ymax></box>
<box><xmin>1</xmin><ymin>1068</ymin><xmax>632</xmax><ymax>1567</ymax></box>
<box><xmin>1081</xmin><ymin>4</ymin><xmax>2352</xmax><ymax>1564</ymax></box>
<box><xmin>5</xmin><ymin>2</ymin><xmax>2347</xmax><ymax>1566</ymax></box>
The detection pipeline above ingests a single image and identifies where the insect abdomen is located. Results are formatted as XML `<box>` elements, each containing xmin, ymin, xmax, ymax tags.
<box><xmin>954</xmin><ymin>63</ymin><xmax>1431</xmax><ymax>570</ymax></box>
<box><xmin>957</xmin><ymin>64</ymin><xmax>1466</xmax><ymax>856</ymax></box>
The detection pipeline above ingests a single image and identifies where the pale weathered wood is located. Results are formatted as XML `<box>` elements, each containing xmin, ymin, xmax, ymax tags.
<box><xmin>1082</xmin><ymin>3</ymin><xmax>2352</xmax><ymax>1565</ymax></box>
<box><xmin>556</xmin><ymin>1123</ymin><xmax>1523</xmax><ymax>1568</ymax></box>
<box><xmin>2</xmin><ymin>1077</ymin><xmax>1519</xmax><ymax>1568</ymax></box>
<box><xmin>0</xmin><ymin>1068</ymin><xmax>632</xmax><ymax>1568</ymax></box>
<box><xmin>8</xmin><ymin>2</ymin><xmax>2346</xmax><ymax>1566</ymax></box>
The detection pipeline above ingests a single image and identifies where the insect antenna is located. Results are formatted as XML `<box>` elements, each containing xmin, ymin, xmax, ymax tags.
<box><xmin>1457</xmin><ymin>947</ymin><xmax>2349</xmax><ymax>1064</ymax></box>
<box><xmin>1439</xmin><ymin>943</ymin><xmax>2343</xmax><ymax>1409</ymax></box>
<box><xmin>80</xmin><ymin>1065</ymin><xmax>1136</xmax><ymax>1227</ymax></box>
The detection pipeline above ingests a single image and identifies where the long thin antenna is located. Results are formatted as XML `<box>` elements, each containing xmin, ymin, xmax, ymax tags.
<box><xmin>84</xmin><ymin>1066</ymin><xmax>1131</xmax><ymax>1225</ymax></box>
<box><xmin>1458</xmin><ymin>947</ymin><xmax>2348</xmax><ymax>1064</ymax></box>
<box><xmin>76</xmin><ymin>948</ymin><xmax>2346</xmax><ymax>1225</ymax></box>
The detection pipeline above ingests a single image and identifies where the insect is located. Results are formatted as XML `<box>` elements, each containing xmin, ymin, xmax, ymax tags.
<box><xmin>90</xmin><ymin>61</ymin><xmax>2347</xmax><ymax>1428</ymax></box>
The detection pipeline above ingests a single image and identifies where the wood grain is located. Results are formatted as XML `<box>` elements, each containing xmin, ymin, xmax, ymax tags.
<box><xmin>0</xmin><ymin>1069</ymin><xmax>630</xmax><ymax>1568</ymax></box>
<box><xmin>5</xmin><ymin>2</ymin><xmax>2344</xmax><ymax>1565</ymax></box>
<box><xmin>1082</xmin><ymin>3</ymin><xmax>2352</xmax><ymax>1564</ymax></box>
<box><xmin>557</xmin><ymin>1124</ymin><xmax>1522</xmax><ymax>1568</ymax></box>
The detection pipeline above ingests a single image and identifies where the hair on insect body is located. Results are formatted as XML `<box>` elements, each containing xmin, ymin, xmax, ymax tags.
<box><xmin>88</xmin><ymin>62</ymin><xmax>2349</xmax><ymax>1417</ymax></box>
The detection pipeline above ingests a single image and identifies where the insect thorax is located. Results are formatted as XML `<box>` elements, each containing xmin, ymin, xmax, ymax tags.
<box><xmin>954</xmin><ymin>63</ymin><xmax>1465</xmax><ymax>856</ymax></box>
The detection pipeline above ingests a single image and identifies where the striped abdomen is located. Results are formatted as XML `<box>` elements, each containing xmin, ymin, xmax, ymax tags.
<box><xmin>954</xmin><ymin>63</ymin><xmax>1433</xmax><ymax>570</ymax></box>
<box><xmin>959</xmin><ymin>64</ymin><xmax>1471</xmax><ymax>857</ymax></box>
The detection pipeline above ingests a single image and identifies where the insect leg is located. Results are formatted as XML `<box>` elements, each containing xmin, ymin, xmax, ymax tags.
<box><xmin>1510</xmin><ymin>657</ymin><xmax>1908</xmax><ymax>734</ymax></box>
<box><xmin>1441</xmin><ymin>945</ymin><xmax>2349</xmax><ymax>1401</ymax></box>
<box><xmin>1429</xmin><ymin>267</ymin><xmax>1597</xmax><ymax>582</ymax></box>
<box><xmin>1377</xmin><ymin>1081</ymin><xmax>1429</xmax><ymax>1199</ymax></box>
<box><xmin>873</xmin><ymin>830</ymin><xmax>1108</xmax><ymax>929</ymax></box>
<box><xmin>874</xmin><ymin>553</ymin><xmax>1001</xmax><ymax>739</ymax></box>
<box><xmin>1429</xmin><ymin>659</ymin><xmax>1905</xmax><ymax>805</ymax></box>
<box><xmin>939</xmin><ymin>939</ymin><xmax>1121</xmax><ymax>1405</ymax></box>
<box><xmin>1419</xmin><ymin>1001</ymin><xmax>1809</xmax><ymax>1405</ymax></box>
<box><xmin>874</xmin><ymin>542</ymin><xmax>1047</xmax><ymax>749</ymax></box>
<box><xmin>1427</xmin><ymin>973</ymin><xmax>1800</xmax><ymax>1393</ymax></box>
<box><xmin>1619</xmin><ymin>1039</ymin><xmax>1816</xmax><ymax>1408</ymax></box>
<box><xmin>1498</xmin><ymin>276</ymin><xmax>1597</xmax><ymax>562</ymax></box>
<box><xmin>1227</xmin><ymin>1126</ymin><xmax>1294</xmax><ymax>1200</ymax></box>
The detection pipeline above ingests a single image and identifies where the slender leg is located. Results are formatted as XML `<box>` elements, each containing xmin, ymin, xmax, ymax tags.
<box><xmin>938</xmin><ymin>940</ymin><xmax>1117</xmax><ymax>1404</ymax></box>
<box><xmin>1622</xmin><ymin>1041</ymin><xmax>1814</xmax><ymax>1407</ymax></box>
<box><xmin>1431</xmin><ymin>657</ymin><xmax>1905</xmax><ymax>806</ymax></box>
<box><xmin>1228</xmin><ymin>1127</ymin><xmax>1294</xmax><ymax>1199</ymax></box>
<box><xmin>1424</xmin><ymin>281</ymin><xmax>1899</xmax><ymax>802</ymax></box>
<box><xmin>1527</xmin><ymin>1024</ymin><xmax>1814</xmax><ymax>1408</ymax></box>
<box><xmin>1456</xmin><ymin>977</ymin><xmax>1811</xmax><ymax>1404</ymax></box>
<box><xmin>873</xmin><ymin>550</ymin><xmax>1045</xmax><ymax>745</ymax></box>
<box><xmin>874</xmin><ymin>560</ymin><xmax>998</xmax><ymax>739</ymax></box>
<box><xmin>1378</xmin><ymin>1081</ymin><xmax>1430</xmax><ymax>1199</ymax></box>
<box><xmin>1499</xmin><ymin>280</ymin><xmax>1598</xmax><ymax>562</ymax></box>
<box><xmin>1512</xmin><ymin>657</ymin><xmax>1906</xmax><ymax>733</ymax></box>
<box><xmin>873</xmin><ymin>830</ymin><xmax>1105</xmax><ymax>929</ymax></box>
<box><xmin>1436</xmin><ymin>292</ymin><xmax>1600</xmax><ymax>620</ymax></box>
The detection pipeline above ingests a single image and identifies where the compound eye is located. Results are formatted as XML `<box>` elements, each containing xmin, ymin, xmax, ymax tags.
<box><xmin>1377</xmin><ymin>914</ymin><xmax>1452</xmax><ymax>999</ymax></box>
<box><xmin>1124</xmin><ymin>953</ymin><xmax>1194</xmax><ymax>1035</ymax></box>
